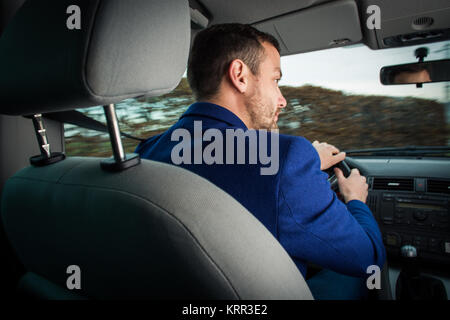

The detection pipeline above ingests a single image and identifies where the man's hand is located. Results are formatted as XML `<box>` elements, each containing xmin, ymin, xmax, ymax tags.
<box><xmin>334</xmin><ymin>167</ymin><xmax>368</xmax><ymax>203</ymax></box>
<box><xmin>312</xmin><ymin>140</ymin><xmax>346</xmax><ymax>170</ymax></box>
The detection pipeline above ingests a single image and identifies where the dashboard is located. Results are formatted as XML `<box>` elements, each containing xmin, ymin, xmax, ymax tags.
<box><xmin>346</xmin><ymin>157</ymin><xmax>450</xmax><ymax>266</ymax></box>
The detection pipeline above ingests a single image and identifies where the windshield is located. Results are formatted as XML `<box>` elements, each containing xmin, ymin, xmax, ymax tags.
<box><xmin>278</xmin><ymin>40</ymin><xmax>450</xmax><ymax>151</ymax></box>
<box><xmin>64</xmin><ymin>41</ymin><xmax>450</xmax><ymax>157</ymax></box>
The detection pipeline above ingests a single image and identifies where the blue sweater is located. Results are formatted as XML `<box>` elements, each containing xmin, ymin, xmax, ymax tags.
<box><xmin>136</xmin><ymin>102</ymin><xmax>386</xmax><ymax>277</ymax></box>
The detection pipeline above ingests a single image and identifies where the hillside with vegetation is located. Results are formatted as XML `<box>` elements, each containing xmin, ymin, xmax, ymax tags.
<box><xmin>65</xmin><ymin>78</ymin><xmax>448</xmax><ymax>157</ymax></box>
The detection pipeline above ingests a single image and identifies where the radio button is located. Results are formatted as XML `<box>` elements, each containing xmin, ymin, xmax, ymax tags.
<box><xmin>416</xmin><ymin>178</ymin><xmax>426</xmax><ymax>192</ymax></box>
<box><xmin>402</xmin><ymin>235</ymin><xmax>413</xmax><ymax>246</ymax></box>
<box><xmin>413</xmin><ymin>236</ymin><xmax>427</xmax><ymax>249</ymax></box>
<box><xmin>445</xmin><ymin>242</ymin><xmax>450</xmax><ymax>254</ymax></box>
<box><xmin>437</xmin><ymin>211</ymin><xmax>449</xmax><ymax>221</ymax></box>
<box><xmin>438</xmin><ymin>223</ymin><xmax>449</xmax><ymax>230</ymax></box>
<box><xmin>438</xmin><ymin>218</ymin><xmax>449</xmax><ymax>224</ymax></box>
<box><xmin>395</xmin><ymin>211</ymin><xmax>404</xmax><ymax>218</ymax></box>
<box><xmin>428</xmin><ymin>238</ymin><xmax>441</xmax><ymax>253</ymax></box>
<box><xmin>385</xmin><ymin>233</ymin><xmax>401</xmax><ymax>247</ymax></box>
<box><xmin>414</xmin><ymin>222</ymin><xmax>427</xmax><ymax>227</ymax></box>
<box><xmin>413</xmin><ymin>210</ymin><xmax>428</xmax><ymax>221</ymax></box>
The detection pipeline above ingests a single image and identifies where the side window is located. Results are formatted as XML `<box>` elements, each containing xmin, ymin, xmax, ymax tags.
<box><xmin>64</xmin><ymin>78</ymin><xmax>194</xmax><ymax>156</ymax></box>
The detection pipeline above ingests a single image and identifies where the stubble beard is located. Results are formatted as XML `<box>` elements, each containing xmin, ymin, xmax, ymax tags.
<box><xmin>246</xmin><ymin>87</ymin><xmax>278</xmax><ymax>131</ymax></box>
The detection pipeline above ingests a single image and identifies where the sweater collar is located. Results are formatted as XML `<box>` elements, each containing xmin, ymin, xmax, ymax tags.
<box><xmin>180</xmin><ymin>102</ymin><xmax>248</xmax><ymax>130</ymax></box>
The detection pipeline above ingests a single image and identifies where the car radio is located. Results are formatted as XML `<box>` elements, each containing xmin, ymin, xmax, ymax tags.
<box><xmin>371</xmin><ymin>192</ymin><xmax>450</xmax><ymax>264</ymax></box>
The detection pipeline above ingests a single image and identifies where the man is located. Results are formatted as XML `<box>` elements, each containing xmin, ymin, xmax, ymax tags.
<box><xmin>393</xmin><ymin>68</ymin><xmax>431</xmax><ymax>84</ymax></box>
<box><xmin>136</xmin><ymin>24</ymin><xmax>386</xmax><ymax>299</ymax></box>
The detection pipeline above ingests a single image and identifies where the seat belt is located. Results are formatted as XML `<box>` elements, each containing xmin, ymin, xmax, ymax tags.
<box><xmin>27</xmin><ymin>110</ymin><xmax>146</xmax><ymax>142</ymax></box>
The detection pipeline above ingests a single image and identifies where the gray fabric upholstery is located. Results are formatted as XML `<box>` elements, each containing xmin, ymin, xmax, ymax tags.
<box><xmin>0</xmin><ymin>0</ymin><xmax>190</xmax><ymax>115</ymax></box>
<box><xmin>0</xmin><ymin>0</ymin><xmax>313</xmax><ymax>300</ymax></box>
<box><xmin>1</xmin><ymin>157</ymin><xmax>313</xmax><ymax>299</ymax></box>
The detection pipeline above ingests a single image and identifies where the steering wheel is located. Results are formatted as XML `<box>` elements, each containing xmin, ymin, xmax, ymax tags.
<box><xmin>327</xmin><ymin>160</ymin><xmax>351</xmax><ymax>191</ymax></box>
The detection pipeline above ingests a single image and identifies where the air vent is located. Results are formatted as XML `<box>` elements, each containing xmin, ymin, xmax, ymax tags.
<box><xmin>367</xmin><ymin>194</ymin><xmax>378</xmax><ymax>212</ymax></box>
<box><xmin>427</xmin><ymin>179</ymin><xmax>450</xmax><ymax>195</ymax></box>
<box><xmin>372</xmin><ymin>178</ymin><xmax>414</xmax><ymax>191</ymax></box>
<box><xmin>412</xmin><ymin>17</ymin><xmax>434</xmax><ymax>30</ymax></box>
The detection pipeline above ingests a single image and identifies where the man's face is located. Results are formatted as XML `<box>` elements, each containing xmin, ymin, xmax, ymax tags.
<box><xmin>245</xmin><ymin>41</ymin><xmax>287</xmax><ymax>130</ymax></box>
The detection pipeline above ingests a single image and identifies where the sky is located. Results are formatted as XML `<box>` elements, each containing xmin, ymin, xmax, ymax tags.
<box><xmin>279</xmin><ymin>40</ymin><xmax>450</xmax><ymax>103</ymax></box>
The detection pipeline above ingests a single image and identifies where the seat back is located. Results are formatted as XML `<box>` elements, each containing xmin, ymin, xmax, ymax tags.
<box><xmin>3</xmin><ymin>157</ymin><xmax>312</xmax><ymax>299</ymax></box>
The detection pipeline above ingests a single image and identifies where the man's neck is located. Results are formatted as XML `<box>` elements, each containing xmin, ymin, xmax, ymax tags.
<box><xmin>203</xmin><ymin>95</ymin><xmax>253</xmax><ymax>129</ymax></box>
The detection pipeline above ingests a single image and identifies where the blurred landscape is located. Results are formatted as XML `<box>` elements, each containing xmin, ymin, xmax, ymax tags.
<box><xmin>65</xmin><ymin>78</ymin><xmax>449</xmax><ymax>157</ymax></box>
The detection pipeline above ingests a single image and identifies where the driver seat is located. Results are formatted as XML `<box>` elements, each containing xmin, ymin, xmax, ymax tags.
<box><xmin>0</xmin><ymin>0</ymin><xmax>313</xmax><ymax>299</ymax></box>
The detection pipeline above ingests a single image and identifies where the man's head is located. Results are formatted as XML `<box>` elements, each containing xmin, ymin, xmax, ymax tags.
<box><xmin>187</xmin><ymin>23</ymin><xmax>287</xmax><ymax>130</ymax></box>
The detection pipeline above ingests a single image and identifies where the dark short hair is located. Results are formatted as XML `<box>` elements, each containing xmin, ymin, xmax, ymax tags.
<box><xmin>187</xmin><ymin>23</ymin><xmax>280</xmax><ymax>100</ymax></box>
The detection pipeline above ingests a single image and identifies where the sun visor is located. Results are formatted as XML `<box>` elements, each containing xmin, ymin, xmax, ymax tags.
<box><xmin>0</xmin><ymin>0</ymin><xmax>190</xmax><ymax>116</ymax></box>
<box><xmin>253</xmin><ymin>0</ymin><xmax>362</xmax><ymax>55</ymax></box>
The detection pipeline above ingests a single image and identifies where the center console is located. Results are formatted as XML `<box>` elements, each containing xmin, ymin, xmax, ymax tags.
<box><xmin>367</xmin><ymin>177</ymin><xmax>450</xmax><ymax>266</ymax></box>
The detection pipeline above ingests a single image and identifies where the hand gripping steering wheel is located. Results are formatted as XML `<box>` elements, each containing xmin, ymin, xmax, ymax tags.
<box><xmin>327</xmin><ymin>160</ymin><xmax>351</xmax><ymax>191</ymax></box>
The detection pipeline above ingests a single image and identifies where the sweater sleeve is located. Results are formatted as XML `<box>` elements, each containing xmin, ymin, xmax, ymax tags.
<box><xmin>277</xmin><ymin>136</ymin><xmax>386</xmax><ymax>277</ymax></box>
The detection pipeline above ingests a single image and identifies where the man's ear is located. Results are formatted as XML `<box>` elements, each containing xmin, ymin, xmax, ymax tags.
<box><xmin>227</xmin><ymin>59</ymin><xmax>249</xmax><ymax>94</ymax></box>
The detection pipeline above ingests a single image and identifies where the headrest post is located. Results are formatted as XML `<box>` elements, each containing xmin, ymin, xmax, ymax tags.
<box><xmin>103</xmin><ymin>104</ymin><xmax>126</xmax><ymax>162</ymax></box>
<box><xmin>100</xmin><ymin>104</ymin><xmax>141</xmax><ymax>172</ymax></box>
<box><xmin>29</xmin><ymin>114</ymin><xmax>65</xmax><ymax>166</ymax></box>
<box><xmin>31</xmin><ymin>114</ymin><xmax>51</xmax><ymax>159</ymax></box>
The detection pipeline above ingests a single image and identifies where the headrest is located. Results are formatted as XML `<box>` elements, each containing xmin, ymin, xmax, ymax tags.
<box><xmin>0</xmin><ymin>0</ymin><xmax>190</xmax><ymax>116</ymax></box>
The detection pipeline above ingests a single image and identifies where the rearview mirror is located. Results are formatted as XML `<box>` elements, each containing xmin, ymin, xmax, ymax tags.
<box><xmin>380</xmin><ymin>59</ymin><xmax>450</xmax><ymax>85</ymax></box>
